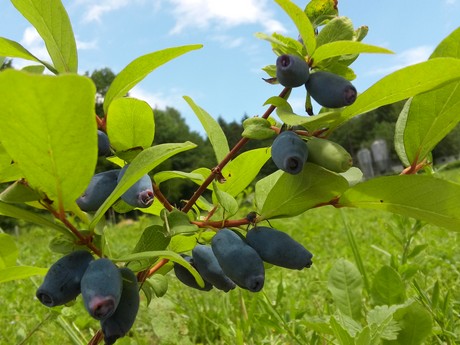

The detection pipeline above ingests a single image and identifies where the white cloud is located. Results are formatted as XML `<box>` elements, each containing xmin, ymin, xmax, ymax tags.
<box><xmin>80</xmin><ymin>0</ymin><xmax>130</xmax><ymax>23</ymax></box>
<box><xmin>129</xmin><ymin>85</ymin><xmax>183</xmax><ymax>110</ymax></box>
<box><xmin>76</xmin><ymin>38</ymin><xmax>98</xmax><ymax>50</ymax></box>
<box><xmin>445</xmin><ymin>0</ymin><xmax>457</xmax><ymax>4</ymax></box>
<box><xmin>167</xmin><ymin>0</ymin><xmax>286</xmax><ymax>34</ymax></box>
<box><xmin>367</xmin><ymin>45</ymin><xmax>433</xmax><ymax>76</ymax></box>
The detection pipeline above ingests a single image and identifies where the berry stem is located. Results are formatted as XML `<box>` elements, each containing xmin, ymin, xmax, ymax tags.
<box><xmin>153</xmin><ymin>183</ymin><xmax>174</xmax><ymax>211</ymax></box>
<box><xmin>191</xmin><ymin>218</ymin><xmax>251</xmax><ymax>229</ymax></box>
<box><xmin>42</xmin><ymin>202</ymin><xmax>102</xmax><ymax>257</ymax></box>
<box><xmin>181</xmin><ymin>87</ymin><xmax>290</xmax><ymax>213</ymax></box>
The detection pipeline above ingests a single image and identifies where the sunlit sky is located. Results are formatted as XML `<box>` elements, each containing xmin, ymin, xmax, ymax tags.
<box><xmin>1</xmin><ymin>0</ymin><xmax>459</xmax><ymax>134</ymax></box>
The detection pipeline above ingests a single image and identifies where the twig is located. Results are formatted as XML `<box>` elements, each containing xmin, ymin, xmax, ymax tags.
<box><xmin>181</xmin><ymin>87</ymin><xmax>290</xmax><ymax>213</ymax></box>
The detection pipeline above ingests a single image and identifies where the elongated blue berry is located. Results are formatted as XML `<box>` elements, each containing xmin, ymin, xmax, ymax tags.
<box><xmin>101</xmin><ymin>267</ymin><xmax>140</xmax><ymax>345</ymax></box>
<box><xmin>276</xmin><ymin>54</ymin><xmax>310</xmax><ymax>88</ymax></box>
<box><xmin>76</xmin><ymin>169</ymin><xmax>120</xmax><ymax>212</ymax></box>
<box><xmin>36</xmin><ymin>250</ymin><xmax>94</xmax><ymax>307</ymax></box>
<box><xmin>192</xmin><ymin>244</ymin><xmax>236</xmax><ymax>292</ymax></box>
<box><xmin>173</xmin><ymin>255</ymin><xmax>213</xmax><ymax>291</ymax></box>
<box><xmin>271</xmin><ymin>131</ymin><xmax>308</xmax><ymax>175</ymax></box>
<box><xmin>117</xmin><ymin>164</ymin><xmax>154</xmax><ymax>208</ymax></box>
<box><xmin>81</xmin><ymin>258</ymin><xmax>123</xmax><ymax>320</ymax></box>
<box><xmin>246</xmin><ymin>226</ymin><xmax>313</xmax><ymax>270</ymax></box>
<box><xmin>98</xmin><ymin>130</ymin><xmax>111</xmax><ymax>156</ymax></box>
<box><xmin>305</xmin><ymin>70</ymin><xmax>357</xmax><ymax>108</ymax></box>
<box><xmin>211</xmin><ymin>229</ymin><xmax>265</xmax><ymax>292</ymax></box>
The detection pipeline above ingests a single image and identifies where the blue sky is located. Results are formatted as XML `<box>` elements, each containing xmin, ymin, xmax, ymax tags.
<box><xmin>1</xmin><ymin>0</ymin><xmax>459</xmax><ymax>135</ymax></box>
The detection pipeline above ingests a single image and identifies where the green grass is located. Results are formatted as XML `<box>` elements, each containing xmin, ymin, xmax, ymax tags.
<box><xmin>1</xmin><ymin>171</ymin><xmax>460</xmax><ymax>344</ymax></box>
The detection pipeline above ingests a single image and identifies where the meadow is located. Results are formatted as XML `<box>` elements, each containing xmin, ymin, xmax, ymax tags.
<box><xmin>1</xmin><ymin>168</ymin><xmax>459</xmax><ymax>345</ymax></box>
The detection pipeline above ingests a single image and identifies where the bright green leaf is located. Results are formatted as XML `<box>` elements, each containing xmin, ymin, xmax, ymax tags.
<box><xmin>0</xmin><ymin>201</ymin><xmax>68</xmax><ymax>234</ymax></box>
<box><xmin>0</xmin><ymin>37</ymin><xmax>56</xmax><ymax>73</ymax></box>
<box><xmin>212</xmin><ymin>181</ymin><xmax>239</xmax><ymax>219</ymax></box>
<box><xmin>163</xmin><ymin>209</ymin><xmax>198</xmax><ymax>236</ymax></box>
<box><xmin>312</xmin><ymin>41</ymin><xmax>393</xmax><ymax>64</ymax></box>
<box><xmin>0</xmin><ymin>265</ymin><xmax>48</xmax><ymax>283</ymax></box>
<box><xmin>305</xmin><ymin>0</ymin><xmax>338</xmax><ymax>27</ymax></box>
<box><xmin>106</xmin><ymin>97</ymin><xmax>155</xmax><ymax>151</ymax></box>
<box><xmin>183</xmin><ymin>96</ymin><xmax>229</xmax><ymax>163</ymax></box>
<box><xmin>128</xmin><ymin>225</ymin><xmax>170</xmax><ymax>271</ymax></box>
<box><xmin>328</xmin><ymin>259</ymin><xmax>363</xmax><ymax>320</ymax></box>
<box><xmin>275</xmin><ymin>0</ymin><xmax>316</xmax><ymax>56</ymax></box>
<box><xmin>371</xmin><ymin>266</ymin><xmax>406</xmax><ymax>306</ymax></box>
<box><xmin>0</xmin><ymin>234</ymin><xmax>18</xmax><ymax>269</ymax></box>
<box><xmin>11</xmin><ymin>0</ymin><xmax>77</xmax><ymax>73</ymax></box>
<box><xmin>256</xmin><ymin>163</ymin><xmax>349</xmax><ymax>220</ymax></box>
<box><xmin>103</xmin><ymin>45</ymin><xmax>202</xmax><ymax>113</ymax></box>
<box><xmin>154</xmin><ymin>171</ymin><xmax>204</xmax><ymax>186</ymax></box>
<box><xmin>395</xmin><ymin>28</ymin><xmax>460</xmax><ymax>167</ymax></box>
<box><xmin>367</xmin><ymin>305</ymin><xmax>402</xmax><ymax>341</ymax></box>
<box><xmin>338</xmin><ymin>175</ymin><xmax>460</xmax><ymax>232</ymax></box>
<box><xmin>220</xmin><ymin>148</ymin><xmax>272</xmax><ymax>197</ymax></box>
<box><xmin>0</xmin><ymin>180</ymin><xmax>42</xmax><ymax>203</ymax></box>
<box><xmin>0</xmin><ymin>70</ymin><xmax>97</xmax><ymax>212</ymax></box>
<box><xmin>336</xmin><ymin>58</ymin><xmax>460</xmax><ymax>131</ymax></box>
<box><xmin>316</xmin><ymin>17</ymin><xmax>354</xmax><ymax>47</ymax></box>
<box><xmin>90</xmin><ymin>142</ymin><xmax>196</xmax><ymax>229</ymax></box>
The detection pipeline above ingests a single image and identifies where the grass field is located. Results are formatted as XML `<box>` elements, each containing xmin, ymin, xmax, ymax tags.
<box><xmin>1</xmin><ymin>172</ymin><xmax>460</xmax><ymax>344</ymax></box>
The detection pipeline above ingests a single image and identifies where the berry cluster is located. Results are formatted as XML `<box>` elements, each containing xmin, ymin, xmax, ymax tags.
<box><xmin>77</xmin><ymin>131</ymin><xmax>154</xmax><ymax>212</ymax></box>
<box><xmin>36</xmin><ymin>252</ymin><xmax>139</xmax><ymax>345</ymax></box>
<box><xmin>276</xmin><ymin>54</ymin><xmax>357</xmax><ymax>108</ymax></box>
<box><xmin>174</xmin><ymin>227</ymin><xmax>313</xmax><ymax>293</ymax></box>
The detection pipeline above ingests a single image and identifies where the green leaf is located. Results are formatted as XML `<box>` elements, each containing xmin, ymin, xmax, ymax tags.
<box><xmin>328</xmin><ymin>259</ymin><xmax>363</xmax><ymax>320</ymax></box>
<box><xmin>106</xmin><ymin>97</ymin><xmax>155</xmax><ymax>151</ymax></box>
<box><xmin>256</xmin><ymin>163</ymin><xmax>349</xmax><ymax>220</ymax></box>
<box><xmin>0</xmin><ymin>201</ymin><xmax>68</xmax><ymax>234</ymax></box>
<box><xmin>168</xmin><ymin>234</ymin><xmax>199</xmax><ymax>253</ymax></box>
<box><xmin>0</xmin><ymin>234</ymin><xmax>18</xmax><ymax>268</ymax></box>
<box><xmin>329</xmin><ymin>316</ymin><xmax>355</xmax><ymax>345</ymax></box>
<box><xmin>0</xmin><ymin>265</ymin><xmax>48</xmax><ymax>283</ymax></box>
<box><xmin>0</xmin><ymin>37</ymin><xmax>56</xmax><ymax>73</ymax></box>
<box><xmin>242</xmin><ymin>117</ymin><xmax>275</xmax><ymax>140</ymax></box>
<box><xmin>90</xmin><ymin>142</ymin><xmax>196</xmax><ymax>229</ymax></box>
<box><xmin>316</xmin><ymin>17</ymin><xmax>354</xmax><ymax>47</ymax></box>
<box><xmin>336</xmin><ymin>58</ymin><xmax>460</xmax><ymax>131</ymax></box>
<box><xmin>162</xmin><ymin>209</ymin><xmax>198</xmax><ymax>236</ymax></box>
<box><xmin>113</xmin><ymin>250</ymin><xmax>205</xmax><ymax>288</ymax></box>
<box><xmin>371</xmin><ymin>266</ymin><xmax>406</xmax><ymax>306</ymax></box>
<box><xmin>128</xmin><ymin>225</ymin><xmax>171</xmax><ymax>272</ymax></box>
<box><xmin>312</xmin><ymin>41</ymin><xmax>393</xmax><ymax>64</ymax></box>
<box><xmin>338</xmin><ymin>175</ymin><xmax>460</xmax><ymax>232</ymax></box>
<box><xmin>148</xmin><ymin>274</ymin><xmax>168</xmax><ymax>297</ymax></box>
<box><xmin>0</xmin><ymin>180</ymin><xmax>42</xmax><ymax>203</ymax></box>
<box><xmin>305</xmin><ymin>0</ymin><xmax>339</xmax><ymax>27</ymax></box>
<box><xmin>389</xmin><ymin>301</ymin><xmax>432</xmax><ymax>345</ymax></box>
<box><xmin>11</xmin><ymin>0</ymin><xmax>78</xmax><ymax>73</ymax></box>
<box><xmin>394</xmin><ymin>28</ymin><xmax>460</xmax><ymax>167</ymax></box>
<box><xmin>220</xmin><ymin>148</ymin><xmax>272</xmax><ymax>197</ymax></box>
<box><xmin>275</xmin><ymin>0</ymin><xmax>316</xmax><ymax>56</ymax></box>
<box><xmin>154</xmin><ymin>171</ymin><xmax>204</xmax><ymax>186</ymax></box>
<box><xmin>367</xmin><ymin>305</ymin><xmax>403</xmax><ymax>341</ymax></box>
<box><xmin>22</xmin><ymin>64</ymin><xmax>46</xmax><ymax>74</ymax></box>
<box><xmin>103</xmin><ymin>45</ymin><xmax>202</xmax><ymax>113</ymax></box>
<box><xmin>133</xmin><ymin>225</ymin><xmax>170</xmax><ymax>253</ymax></box>
<box><xmin>212</xmin><ymin>181</ymin><xmax>239</xmax><ymax>219</ymax></box>
<box><xmin>0</xmin><ymin>70</ymin><xmax>97</xmax><ymax>212</ymax></box>
<box><xmin>183</xmin><ymin>96</ymin><xmax>229</xmax><ymax>163</ymax></box>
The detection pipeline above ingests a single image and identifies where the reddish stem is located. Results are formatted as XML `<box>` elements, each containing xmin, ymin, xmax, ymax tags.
<box><xmin>43</xmin><ymin>203</ymin><xmax>102</xmax><ymax>257</ymax></box>
<box><xmin>181</xmin><ymin>87</ymin><xmax>290</xmax><ymax>213</ymax></box>
<box><xmin>153</xmin><ymin>183</ymin><xmax>174</xmax><ymax>211</ymax></box>
<box><xmin>88</xmin><ymin>330</ymin><xmax>103</xmax><ymax>345</ymax></box>
<box><xmin>191</xmin><ymin>218</ymin><xmax>250</xmax><ymax>229</ymax></box>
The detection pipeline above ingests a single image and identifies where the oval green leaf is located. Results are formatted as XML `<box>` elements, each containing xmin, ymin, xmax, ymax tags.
<box><xmin>106</xmin><ymin>97</ymin><xmax>155</xmax><ymax>151</ymax></box>
<box><xmin>312</xmin><ymin>41</ymin><xmax>393</xmax><ymax>64</ymax></box>
<box><xmin>11</xmin><ymin>0</ymin><xmax>77</xmax><ymax>73</ymax></box>
<box><xmin>338</xmin><ymin>175</ymin><xmax>460</xmax><ymax>232</ymax></box>
<box><xmin>0</xmin><ymin>70</ymin><xmax>97</xmax><ymax>213</ymax></box>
